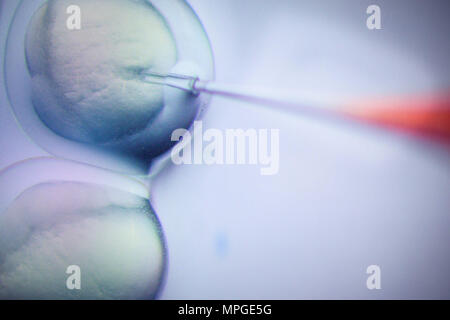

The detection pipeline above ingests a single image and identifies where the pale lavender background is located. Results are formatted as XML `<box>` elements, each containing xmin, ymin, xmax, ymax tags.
<box><xmin>1</xmin><ymin>0</ymin><xmax>449</xmax><ymax>299</ymax></box>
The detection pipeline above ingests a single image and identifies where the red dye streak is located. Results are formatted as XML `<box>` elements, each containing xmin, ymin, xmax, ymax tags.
<box><xmin>343</xmin><ymin>91</ymin><xmax>450</xmax><ymax>144</ymax></box>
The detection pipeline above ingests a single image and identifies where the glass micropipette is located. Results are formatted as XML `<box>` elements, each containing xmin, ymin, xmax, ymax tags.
<box><xmin>141</xmin><ymin>70</ymin><xmax>450</xmax><ymax>144</ymax></box>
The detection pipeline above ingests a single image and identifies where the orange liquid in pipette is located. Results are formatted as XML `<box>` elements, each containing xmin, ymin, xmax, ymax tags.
<box><xmin>343</xmin><ymin>91</ymin><xmax>450</xmax><ymax>144</ymax></box>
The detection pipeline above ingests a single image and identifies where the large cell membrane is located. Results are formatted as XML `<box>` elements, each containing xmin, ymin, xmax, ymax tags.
<box><xmin>5</xmin><ymin>0</ymin><xmax>214</xmax><ymax>175</ymax></box>
<box><xmin>26</xmin><ymin>0</ymin><xmax>177</xmax><ymax>145</ymax></box>
<box><xmin>0</xmin><ymin>158</ymin><xmax>166</xmax><ymax>299</ymax></box>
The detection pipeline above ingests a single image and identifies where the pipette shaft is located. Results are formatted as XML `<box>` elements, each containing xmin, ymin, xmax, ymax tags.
<box><xmin>140</xmin><ymin>71</ymin><xmax>450</xmax><ymax>144</ymax></box>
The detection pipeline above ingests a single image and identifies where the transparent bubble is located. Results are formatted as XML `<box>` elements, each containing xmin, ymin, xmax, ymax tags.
<box><xmin>4</xmin><ymin>0</ymin><xmax>215</xmax><ymax>176</ymax></box>
<box><xmin>0</xmin><ymin>158</ymin><xmax>166</xmax><ymax>299</ymax></box>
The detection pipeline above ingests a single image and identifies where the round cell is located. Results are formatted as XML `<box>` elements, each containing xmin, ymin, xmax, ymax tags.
<box><xmin>0</xmin><ymin>158</ymin><xmax>166</xmax><ymax>299</ymax></box>
<box><xmin>4</xmin><ymin>0</ymin><xmax>215</xmax><ymax>176</ymax></box>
